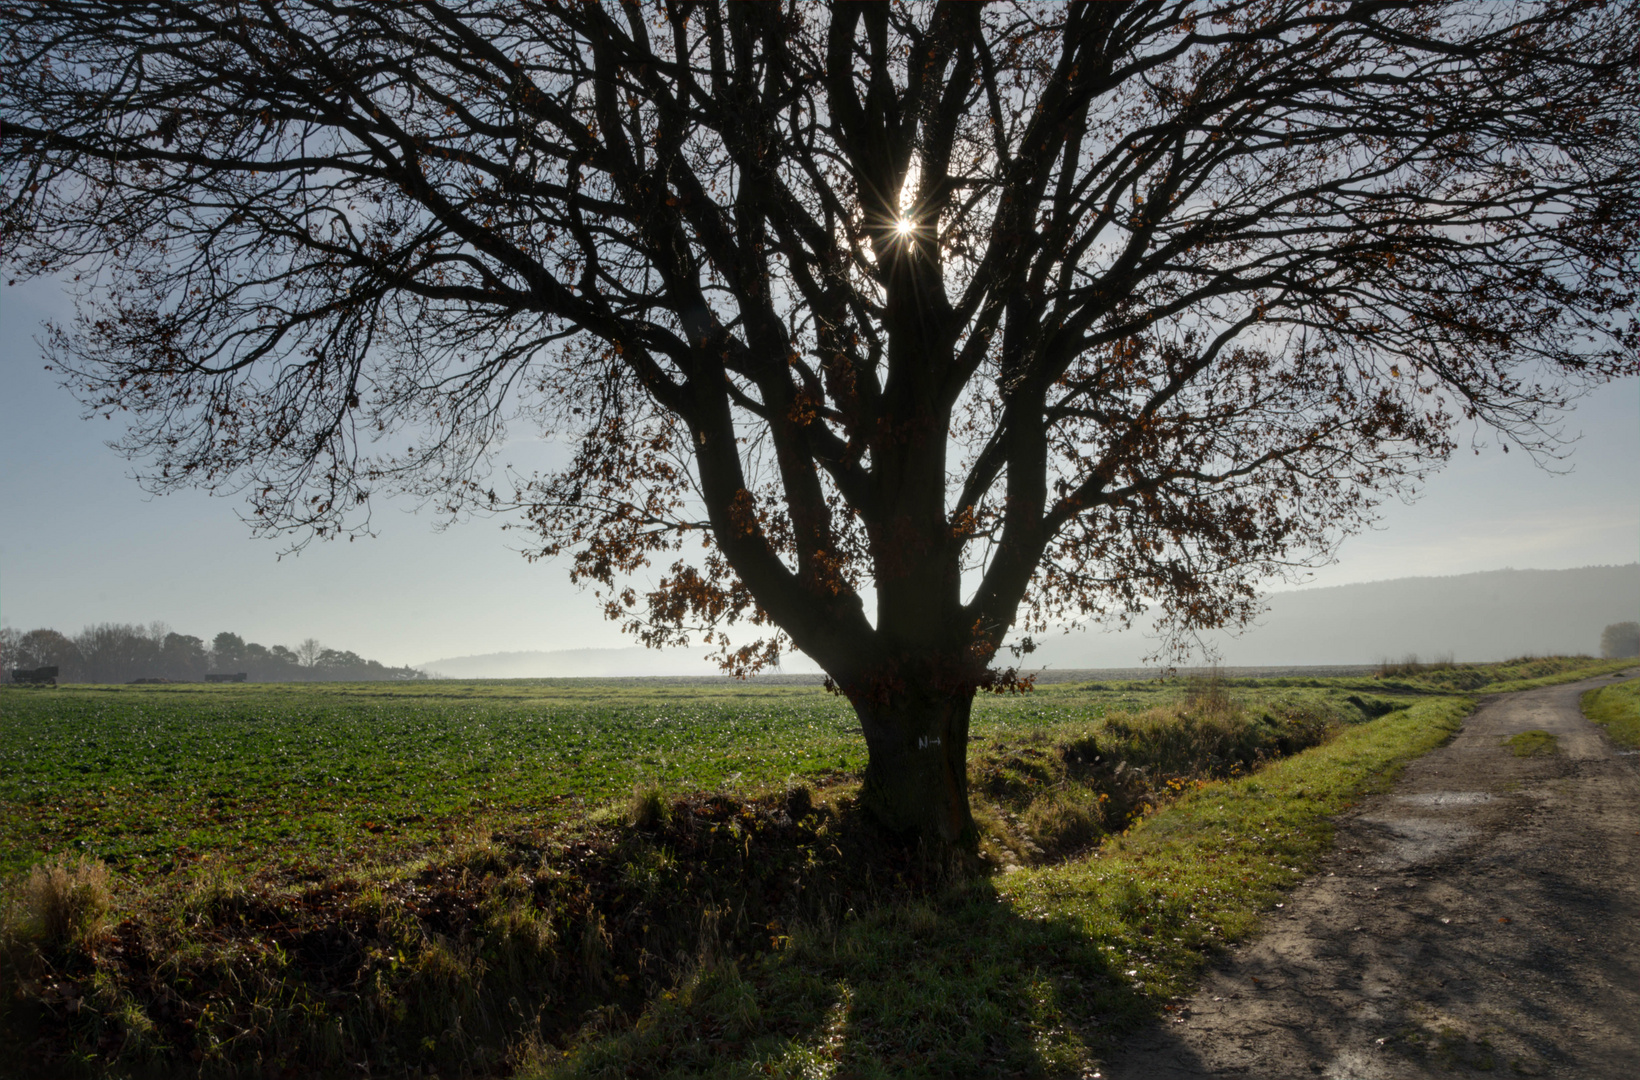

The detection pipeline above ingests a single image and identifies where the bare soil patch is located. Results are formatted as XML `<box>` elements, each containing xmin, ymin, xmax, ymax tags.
<box><xmin>1104</xmin><ymin>671</ymin><xmax>1640</xmax><ymax>1080</ymax></box>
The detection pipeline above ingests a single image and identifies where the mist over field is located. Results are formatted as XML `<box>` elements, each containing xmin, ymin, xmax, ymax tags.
<box><xmin>1027</xmin><ymin>564</ymin><xmax>1640</xmax><ymax>670</ymax></box>
<box><xmin>417</xmin><ymin>646</ymin><xmax>748</xmax><ymax>680</ymax></box>
<box><xmin>413</xmin><ymin>564</ymin><xmax>1640</xmax><ymax>678</ymax></box>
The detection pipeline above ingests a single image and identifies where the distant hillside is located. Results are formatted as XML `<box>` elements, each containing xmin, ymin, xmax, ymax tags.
<box><xmin>418</xmin><ymin>647</ymin><xmax>709</xmax><ymax>679</ymax></box>
<box><xmin>422</xmin><ymin>565</ymin><xmax>1638</xmax><ymax>677</ymax></box>
<box><xmin>417</xmin><ymin>646</ymin><xmax>826</xmax><ymax>679</ymax></box>
<box><xmin>1026</xmin><ymin>564</ymin><xmax>1640</xmax><ymax>670</ymax></box>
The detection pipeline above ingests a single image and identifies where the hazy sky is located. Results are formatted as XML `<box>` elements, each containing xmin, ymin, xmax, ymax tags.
<box><xmin>3</xmin><ymin>276</ymin><xmax>1636</xmax><ymax>667</ymax></box>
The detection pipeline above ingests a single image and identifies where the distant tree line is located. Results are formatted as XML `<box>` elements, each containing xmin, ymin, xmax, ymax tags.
<box><xmin>0</xmin><ymin>623</ymin><xmax>425</xmax><ymax>683</ymax></box>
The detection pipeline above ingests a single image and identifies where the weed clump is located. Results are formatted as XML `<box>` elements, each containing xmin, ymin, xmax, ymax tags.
<box><xmin>629</xmin><ymin>781</ymin><xmax>670</xmax><ymax>829</ymax></box>
<box><xmin>21</xmin><ymin>853</ymin><xmax>112</xmax><ymax>949</ymax></box>
<box><xmin>1021</xmin><ymin>789</ymin><xmax>1105</xmax><ymax>854</ymax></box>
<box><xmin>181</xmin><ymin>865</ymin><xmax>251</xmax><ymax>927</ymax></box>
<box><xmin>1183</xmin><ymin>667</ymin><xmax>1237</xmax><ymax>721</ymax></box>
<box><xmin>1504</xmin><ymin>730</ymin><xmax>1559</xmax><ymax>757</ymax></box>
<box><xmin>784</xmin><ymin>781</ymin><xmax>814</xmax><ymax>821</ymax></box>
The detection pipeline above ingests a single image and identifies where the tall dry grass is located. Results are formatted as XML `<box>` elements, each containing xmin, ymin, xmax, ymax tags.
<box><xmin>1375</xmin><ymin>652</ymin><xmax>1457</xmax><ymax>678</ymax></box>
<box><xmin>21</xmin><ymin>853</ymin><xmax>113</xmax><ymax>949</ymax></box>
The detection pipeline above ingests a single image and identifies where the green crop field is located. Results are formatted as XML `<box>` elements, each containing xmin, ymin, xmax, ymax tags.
<box><xmin>0</xmin><ymin>680</ymin><xmax>854</xmax><ymax>879</ymax></box>
<box><xmin>0</xmin><ymin>678</ymin><xmax>1189</xmax><ymax>879</ymax></box>
<box><xmin>0</xmin><ymin>658</ymin><xmax>1617</xmax><ymax>883</ymax></box>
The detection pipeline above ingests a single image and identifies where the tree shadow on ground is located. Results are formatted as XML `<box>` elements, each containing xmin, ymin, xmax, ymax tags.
<box><xmin>542</xmin><ymin>872</ymin><xmax>1162</xmax><ymax>1079</ymax></box>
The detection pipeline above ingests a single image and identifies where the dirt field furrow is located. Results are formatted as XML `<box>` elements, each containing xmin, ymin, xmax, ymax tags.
<box><xmin>1105</xmin><ymin>671</ymin><xmax>1640</xmax><ymax>1080</ymax></box>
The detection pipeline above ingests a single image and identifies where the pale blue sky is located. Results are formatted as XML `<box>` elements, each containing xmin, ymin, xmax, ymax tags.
<box><xmin>2</xmin><ymin>276</ymin><xmax>1635</xmax><ymax>667</ymax></box>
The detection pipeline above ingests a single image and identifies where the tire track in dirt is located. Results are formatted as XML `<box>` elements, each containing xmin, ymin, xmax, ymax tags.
<box><xmin>1103</xmin><ymin>671</ymin><xmax>1640</xmax><ymax>1080</ymax></box>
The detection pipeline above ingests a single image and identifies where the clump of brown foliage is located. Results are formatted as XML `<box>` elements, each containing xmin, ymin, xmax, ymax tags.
<box><xmin>21</xmin><ymin>853</ymin><xmax>112</xmax><ymax>949</ymax></box>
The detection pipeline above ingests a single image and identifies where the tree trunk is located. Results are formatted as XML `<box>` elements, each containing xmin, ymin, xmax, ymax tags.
<box><xmin>852</xmin><ymin>678</ymin><xmax>977</xmax><ymax>846</ymax></box>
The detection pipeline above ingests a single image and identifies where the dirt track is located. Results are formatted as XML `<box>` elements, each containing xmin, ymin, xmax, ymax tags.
<box><xmin>1104</xmin><ymin>671</ymin><xmax>1640</xmax><ymax>1080</ymax></box>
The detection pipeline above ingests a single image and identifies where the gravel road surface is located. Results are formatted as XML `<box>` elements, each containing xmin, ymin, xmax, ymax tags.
<box><xmin>1104</xmin><ymin>671</ymin><xmax>1640</xmax><ymax>1080</ymax></box>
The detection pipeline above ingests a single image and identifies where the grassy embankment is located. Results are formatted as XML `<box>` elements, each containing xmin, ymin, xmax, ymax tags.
<box><xmin>0</xmin><ymin>655</ymin><xmax>1620</xmax><ymax>1077</ymax></box>
<box><xmin>1582</xmin><ymin>673</ymin><xmax>1640</xmax><ymax>748</ymax></box>
<box><xmin>526</xmin><ymin>696</ymin><xmax>1472</xmax><ymax>1080</ymax></box>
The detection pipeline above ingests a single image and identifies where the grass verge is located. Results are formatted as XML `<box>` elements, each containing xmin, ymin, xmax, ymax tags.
<box><xmin>1360</xmin><ymin>655</ymin><xmax>1631</xmax><ymax>695</ymax></box>
<box><xmin>1581</xmin><ymin>677</ymin><xmax>1640</xmax><ymax>749</ymax></box>
<box><xmin>1472</xmin><ymin>657</ymin><xmax>1634</xmax><ymax>695</ymax></box>
<box><xmin>530</xmin><ymin>697</ymin><xmax>1470</xmax><ymax>1079</ymax></box>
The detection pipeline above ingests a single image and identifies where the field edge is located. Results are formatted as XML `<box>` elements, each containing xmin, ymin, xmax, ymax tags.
<box><xmin>530</xmin><ymin>696</ymin><xmax>1472</xmax><ymax>1079</ymax></box>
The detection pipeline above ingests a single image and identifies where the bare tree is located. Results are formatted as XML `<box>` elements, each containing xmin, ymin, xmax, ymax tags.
<box><xmin>0</xmin><ymin>628</ymin><xmax>20</xmax><ymax>682</ymax></box>
<box><xmin>73</xmin><ymin>622</ymin><xmax>164</xmax><ymax>683</ymax></box>
<box><xmin>3</xmin><ymin>1</ymin><xmax>1634</xmax><ymax>841</ymax></box>
<box><xmin>295</xmin><ymin>638</ymin><xmax>325</xmax><ymax>668</ymax></box>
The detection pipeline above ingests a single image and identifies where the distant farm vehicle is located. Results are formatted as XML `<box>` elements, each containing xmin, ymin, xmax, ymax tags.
<box><xmin>204</xmin><ymin>673</ymin><xmax>248</xmax><ymax>683</ymax></box>
<box><xmin>9</xmin><ymin>666</ymin><xmax>59</xmax><ymax>686</ymax></box>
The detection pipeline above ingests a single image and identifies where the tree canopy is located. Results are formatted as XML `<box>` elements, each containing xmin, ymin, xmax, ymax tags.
<box><xmin>1602</xmin><ymin>621</ymin><xmax>1640</xmax><ymax>660</ymax></box>
<box><xmin>4</xmin><ymin>0</ymin><xmax>1635</xmax><ymax>839</ymax></box>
